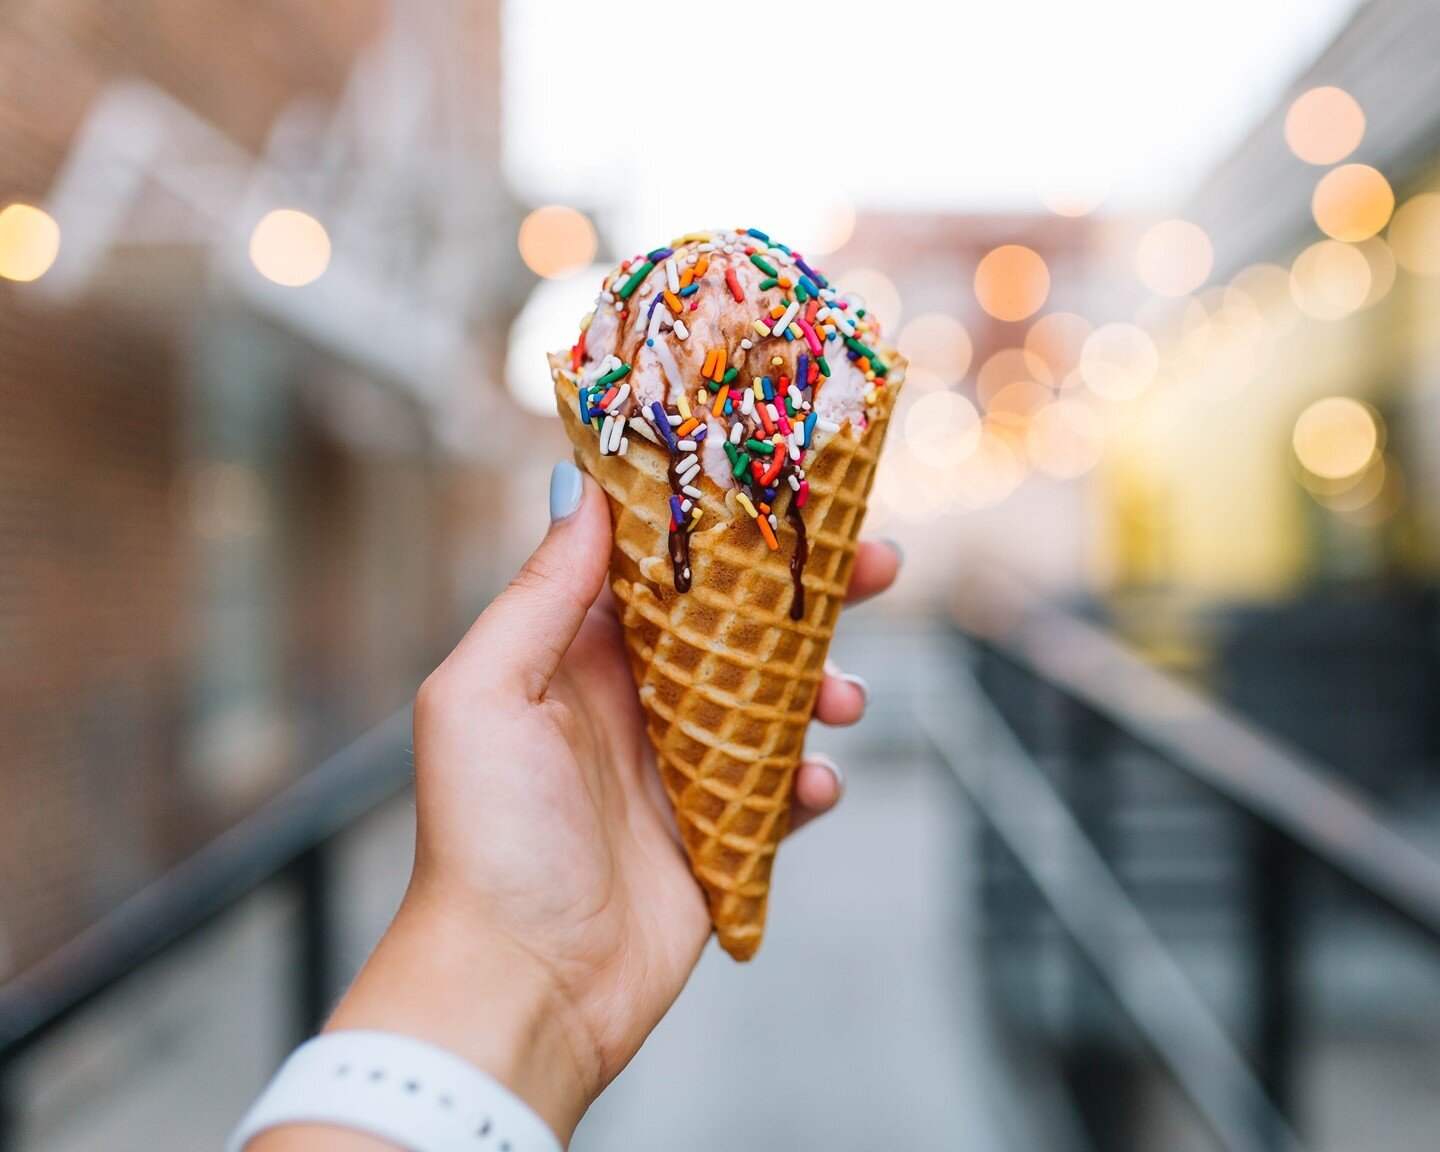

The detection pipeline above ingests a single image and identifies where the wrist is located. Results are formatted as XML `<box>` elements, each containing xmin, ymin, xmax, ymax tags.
<box><xmin>325</xmin><ymin>898</ymin><xmax>597</xmax><ymax>1145</ymax></box>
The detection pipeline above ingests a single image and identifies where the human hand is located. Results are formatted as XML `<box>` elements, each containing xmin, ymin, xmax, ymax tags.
<box><xmin>314</xmin><ymin>461</ymin><xmax>902</xmax><ymax>1145</ymax></box>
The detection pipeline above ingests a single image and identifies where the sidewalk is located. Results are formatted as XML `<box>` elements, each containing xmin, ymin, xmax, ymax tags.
<box><xmin>569</xmin><ymin>610</ymin><xmax>1003</xmax><ymax>1150</ymax></box>
<box><xmin>18</xmin><ymin>610</ymin><xmax>1008</xmax><ymax>1152</ymax></box>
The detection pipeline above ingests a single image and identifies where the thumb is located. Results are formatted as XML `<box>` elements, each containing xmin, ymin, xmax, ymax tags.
<box><xmin>452</xmin><ymin>460</ymin><xmax>612</xmax><ymax>701</ymax></box>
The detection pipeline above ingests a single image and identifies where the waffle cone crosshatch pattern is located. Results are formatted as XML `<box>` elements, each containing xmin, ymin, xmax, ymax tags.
<box><xmin>550</xmin><ymin>227</ymin><xmax>905</xmax><ymax>958</ymax></box>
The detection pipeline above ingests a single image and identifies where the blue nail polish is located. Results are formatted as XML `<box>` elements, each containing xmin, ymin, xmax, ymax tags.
<box><xmin>549</xmin><ymin>461</ymin><xmax>583</xmax><ymax>521</ymax></box>
<box><xmin>880</xmin><ymin>536</ymin><xmax>905</xmax><ymax>567</ymax></box>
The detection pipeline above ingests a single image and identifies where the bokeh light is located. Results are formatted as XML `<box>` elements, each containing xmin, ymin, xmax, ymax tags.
<box><xmin>987</xmin><ymin>381</ymin><xmax>1053</xmax><ymax>422</ymax></box>
<box><xmin>249</xmin><ymin>209</ymin><xmax>331</xmax><ymax>287</ymax></box>
<box><xmin>977</xmin><ymin>348</ymin><xmax>1040</xmax><ymax>409</ymax></box>
<box><xmin>1210</xmin><ymin>283</ymin><xmax>1270</xmax><ymax>349</ymax></box>
<box><xmin>1387</xmin><ymin>193</ymin><xmax>1440</xmax><ymax>275</ymax></box>
<box><xmin>1284</xmin><ymin>86</ymin><xmax>1366</xmax><ymax>165</ymax></box>
<box><xmin>1289</xmin><ymin>239</ymin><xmax>1371</xmax><ymax>320</ymax></box>
<box><xmin>904</xmin><ymin>391</ymin><xmax>982</xmax><ymax>468</ymax></box>
<box><xmin>1307</xmin><ymin>453</ymin><xmax>1386</xmax><ymax>508</ymax></box>
<box><xmin>1355</xmin><ymin>235</ymin><xmax>1396</xmax><ymax>309</ymax></box>
<box><xmin>901</xmin><ymin>366</ymin><xmax>948</xmax><ymax>395</ymax></box>
<box><xmin>839</xmin><ymin>267</ymin><xmax>902</xmax><ymax>332</ymax></box>
<box><xmin>974</xmin><ymin>244</ymin><xmax>1050</xmax><ymax>322</ymax></box>
<box><xmin>874</xmin><ymin>451</ymin><xmax>953</xmax><ymax>522</ymax></box>
<box><xmin>0</xmin><ymin>203</ymin><xmax>60</xmax><ymax>282</ymax></box>
<box><xmin>1026</xmin><ymin>399</ymin><xmax>1105</xmax><ymax>478</ymax></box>
<box><xmin>1135</xmin><ymin>220</ymin><xmax>1214</xmax><ymax>297</ymax></box>
<box><xmin>1228</xmin><ymin>262</ymin><xmax>1300</xmax><ymax>334</ymax></box>
<box><xmin>1133</xmin><ymin>294</ymin><xmax>1192</xmax><ymax>342</ymax></box>
<box><xmin>506</xmin><ymin>266</ymin><xmax>608</xmax><ymax>415</ymax></box>
<box><xmin>898</xmin><ymin>313</ymin><xmax>973</xmax><ymax>382</ymax></box>
<box><xmin>1080</xmin><ymin>323</ymin><xmax>1159</xmax><ymax>400</ymax></box>
<box><xmin>1292</xmin><ymin>396</ymin><xmax>1380</xmax><ymax>480</ymax></box>
<box><xmin>1317</xmin><ymin>455</ymin><xmax>1404</xmax><ymax>524</ymax></box>
<box><xmin>517</xmin><ymin>205</ymin><xmax>597</xmax><ymax>279</ymax></box>
<box><xmin>1024</xmin><ymin>312</ymin><xmax>1093</xmax><ymax>387</ymax></box>
<box><xmin>807</xmin><ymin>199</ymin><xmax>857</xmax><ymax>255</ymax></box>
<box><xmin>1041</xmin><ymin>183</ymin><xmax>1108</xmax><ymax>218</ymax></box>
<box><xmin>953</xmin><ymin>431</ymin><xmax>1028</xmax><ymax>508</ymax></box>
<box><xmin>1311</xmin><ymin>164</ymin><xmax>1394</xmax><ymax>242</ymax></box>
<box><xmin>1172</xmin><ymin>309</ymin><xmax>1261</xmax><ymax>399</ymax></box>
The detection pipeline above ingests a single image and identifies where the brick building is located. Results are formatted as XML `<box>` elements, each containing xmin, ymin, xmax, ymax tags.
<box><xmin>0</xmin><ymin>0</ymin><xmax>516</xmax><ymax>975</ymax></box>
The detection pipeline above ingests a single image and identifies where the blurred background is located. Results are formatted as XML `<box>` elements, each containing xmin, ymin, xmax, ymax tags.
<box><xmin>2</xmin><ymin>0</ymin><xmax>1440</xmax><ymax>1149</ymax></box>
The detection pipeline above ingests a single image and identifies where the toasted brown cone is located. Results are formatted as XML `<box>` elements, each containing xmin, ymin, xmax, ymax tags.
<box><xmin>552</xmin><ymin>360</ymin><xmax>902</xmax><ymax>959</ymax></box>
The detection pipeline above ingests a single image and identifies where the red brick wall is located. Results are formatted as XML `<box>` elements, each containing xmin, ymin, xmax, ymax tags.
<box><xmin>0</xmin><ymin>296</ymin><xmax>186</xmax><ymax>970</ymax></box>
<box><xmin>0</xmin><ymin>0</ymin><xmax>505</xmax><ymax>975</ymax></box>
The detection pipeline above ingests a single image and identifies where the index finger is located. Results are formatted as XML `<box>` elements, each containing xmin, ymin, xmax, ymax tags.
<box><xmin>845</xmin><ymin>538</ymin><xmax>903</xmax><ymax>605</ymax></box>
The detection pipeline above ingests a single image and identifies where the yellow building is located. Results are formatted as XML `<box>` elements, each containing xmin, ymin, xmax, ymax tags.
<box><xmin>1102</xmin><ymin>10</ymin><xmax>1440</xmax><ymax>610</ymax></box>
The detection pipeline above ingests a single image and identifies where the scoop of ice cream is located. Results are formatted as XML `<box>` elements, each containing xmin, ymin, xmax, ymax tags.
<box><xmin>566</xmin><ymin>229</ymin><xmax>897</xmax><ymax>487</ymax></box>
<box><xmin>553</xmin><ymin>226</ymin><xmax>904</xmax><ymax>611</ymax></box>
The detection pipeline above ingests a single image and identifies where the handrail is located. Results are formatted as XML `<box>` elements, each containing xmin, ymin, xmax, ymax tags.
<box><xmin>917</xmin><ymin>690</ymin><xmax>1305</xmax><ymax>1152</ymax></box>
<box><xmin>0</xmin><ymin>705</ymin><xmax>415</xmax><ymax>1062</ymax></box>
<box><xmin>954</xmin><ymin>575</ymin><xmax>1440</xmax><ymax>945</ymax></box>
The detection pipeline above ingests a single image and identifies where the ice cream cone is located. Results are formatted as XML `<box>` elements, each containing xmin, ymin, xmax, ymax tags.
<box><xmin>549</xmin><ymin>229</ymin><xmax>904</xmax><ymax>959</ymax></box>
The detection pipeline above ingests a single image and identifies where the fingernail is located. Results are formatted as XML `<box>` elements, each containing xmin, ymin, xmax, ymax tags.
<box><xmin>880</xmin><ymin>536</ymin><xmax>905</xmax><ymax>567</ymax></box>
<box><xmin>806</xmin><ymin>753</ymin><xmax>846</xmax><ymax>796</ymax></box>
<box><xmin>839</xmin><ymin>673</ymin><xmax>869</xmax><ymax>707</ymax></box>
<box><xmin>549</xmin><ymin>460</ymin><xmax>583</xmax><ymax>521</ymax></box>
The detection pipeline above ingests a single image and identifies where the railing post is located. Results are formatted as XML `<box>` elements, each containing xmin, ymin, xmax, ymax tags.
<box><xmin>0</xmin><ymin>1065</ymin><xmax>16</xmax><ymax>1152</ymax></box>
<box><xmin>1059</xmin><ymin>697</ymin><xmax>1135</xmax><ymax>1149</ymax></box>
<box><xmin>1254</xmin><ymin>825</ymin><xmax>1300</xmax><ymax>1151</ymax></box>
<box><xmin>291</xmin><ymin>843</ymin><xmax>337</xmax><ymax>1045</ymax></box>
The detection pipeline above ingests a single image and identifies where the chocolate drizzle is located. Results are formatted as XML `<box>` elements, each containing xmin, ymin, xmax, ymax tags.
<box><xmin>666</xmin><ymin>453</ymin><xmax>692</xmax><ymax>592</ymax></box>
<box><xmin>567</xmin><ymin>230</ymin><xmax>890</xmax><ymax>614</ymax></box>
<box><xmin>785</xmin><ymin>498</ymin><xmax>808</xmax><ymax>621</ymax></box>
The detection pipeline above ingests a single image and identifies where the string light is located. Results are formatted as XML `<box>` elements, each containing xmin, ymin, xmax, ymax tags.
<box><xmin>838</xmin><ymin>267</ymin><xmax>901</xmax><ymax>331</ymax></box>
<box><xmin>1388</xmin><ymin>193</ymin><xmax>1440</xmax><ymax>275</ymax></box>
<box><xmin>1290</xmin><ymin>239</ymin><xmax>1370</xmax><ymax>320</ymax></box>
<box><xmin>1080</xmin><ymin>323</ymin><xmax>1159</xmax><ymax>400</ymax></box>
<box><xmin>518</xmin><ymin>205</ymin><xmax>597</xmax><ymax>279</ymax></box>
<box><xmin>1135</xmin><ymin>220</ymin><xmax>1214</xmax><ymax>297</ymax></box>
<box><xmin>1027</xmin><ymin>399</ymin><xmax>1105</xmax><ymax>479</ymax></box>
<box><xmin>977</xmin><ymin>348</ymin><xmax>1040</xmax><ymax>409</ymax></box>
<box><xmin>1292</xmin><ymin>397</ymin><xmax>1380</xmax><ymax>480</ymax></box>
<box><xmin>898</xmin><ymin>313</ymin><xmax>973</xmax><ymax>381</ymax></box>
<box><xmin>1311</xmin><ymin>164</ymin><xmax>1394</xmax><ymax>243</ymax></box>
<box><xmin>1024</xmin><ymin>312</ymin><xmax>1093</xmax><ymax>387</ymax></box>
<box><xmin>249</xmin><ymin>209</ymin><xmax>330</xmax><ymax>286</ymax></box>
<box><xmin>904</xmin><ymin>391</ymin><xmax>982</xmax><ymax>468</ymax></box>
<box><xmin>0</xmin><ymin>203</ymin><xmax>60</xmax><ymax>282</ymax></box>
<box><xmin>808</xmin><ymin>199</ymin><xmax>856</xmax><ymax>255</ymax></box>
<box><xmin>1284</xmin><ymin>86</ymin><xmax>1365</xmax><ymax>166</ymax></box>
<box><xmin>975</xmin><ymin>245</ymin><xmax>1050</xmax><ymax>322</ymax></box>
<box><xmin>1228</xmin><ymin>263</ymin><xmax>1300</xmax><ymax>334</ymax></box>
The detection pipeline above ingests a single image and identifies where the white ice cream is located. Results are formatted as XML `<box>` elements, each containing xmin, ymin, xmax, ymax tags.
<box><xmin>573</xmin><ymin>233</ymin><xmax>884</xmax><ymax>486</ymax></box>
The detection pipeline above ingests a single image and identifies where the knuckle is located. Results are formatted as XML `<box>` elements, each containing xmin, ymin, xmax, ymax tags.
<box><xmin>538</xmin><ymin>696</ymin><xmax>583</xmax><ymax>745</ymax></box>
<box><xmin>414</xmin><ymin>666</ymin><xmax>459</xmax><ymax>723</ymax></box>
<box><xmin>509</xmin><ymin>552</ymin><xmax>590</xmax><ymax>619</ymax></box>
<box><xmin>509</xmin><ymin>555</ymin><xmax>560</xmax><ymax>597</ymax></box>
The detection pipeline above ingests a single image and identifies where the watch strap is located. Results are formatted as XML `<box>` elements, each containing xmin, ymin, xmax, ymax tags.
<box><xmin>226</xmin><ymin>1030</ymin><xmax>562</xmax><ymax>1152</ymax></box>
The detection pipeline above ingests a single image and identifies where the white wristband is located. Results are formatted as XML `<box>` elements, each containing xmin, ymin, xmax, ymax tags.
<box><xmin>227</xmin><ymin>1030</ymin><xmax>562</xmax><ymax>1152</ymax></box>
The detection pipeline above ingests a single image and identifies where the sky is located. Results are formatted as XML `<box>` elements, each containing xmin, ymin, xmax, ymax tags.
<box><xmin>502</xmin><ymin>0</ymin><xmax>1362</xmax><ymax>247</ymax></box>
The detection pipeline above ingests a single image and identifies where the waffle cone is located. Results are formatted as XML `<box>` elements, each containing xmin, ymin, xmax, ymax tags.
<box><xmin>553</xmin><ymin>362</ymin><xmax>901</xmax><ymax>960</ymax></box>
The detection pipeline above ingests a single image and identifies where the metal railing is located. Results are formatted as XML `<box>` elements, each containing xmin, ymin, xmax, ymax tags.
<box><xmin>922</xmin><ymin>579</ymin><xmax>1440</xmax><ymax>1152</ymax></box>
<box><xmin>0</xmin><ymin>705</ymin><xmax>416</xmax><ymax>1150</ymax></box>
<box><xmin>4</xmin><ymin>584</ymin><xmax>1440</xmax><ymax>1152</ymax></box>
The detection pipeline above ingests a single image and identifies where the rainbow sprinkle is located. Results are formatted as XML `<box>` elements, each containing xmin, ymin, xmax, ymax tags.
<box><xmin>556</xmin><ymin>227</ymin><xmax>899</xmax><ymax>611</ymax></box>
